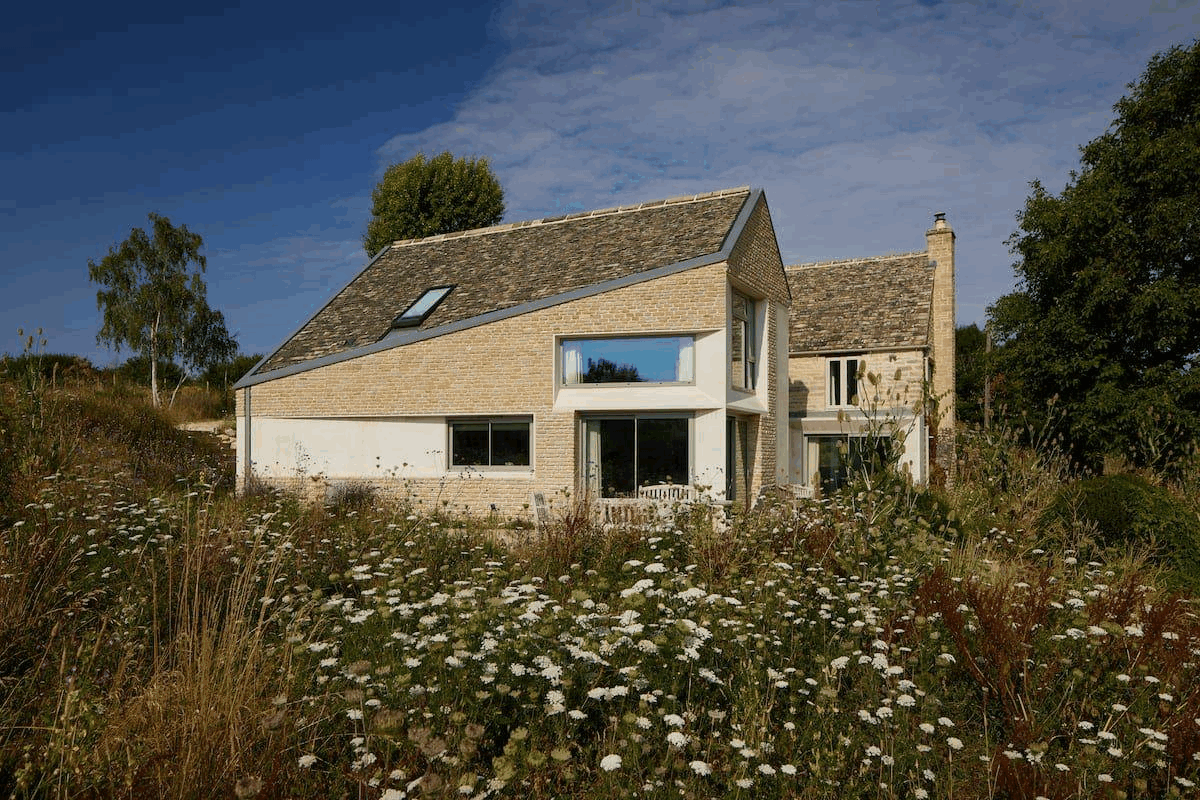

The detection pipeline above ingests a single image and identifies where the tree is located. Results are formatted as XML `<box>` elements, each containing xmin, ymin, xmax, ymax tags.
<box><xmin>989</xmin><ymin>40</ymin><xmax>1200</xmax><ymax>472</ymax></box>
<box><xmin>363</xmin><ymin>151</ymin><xmax>505</xmax><ymax>257</ymax></box>
<box><xmin>955</xmin><ymin>323</ymin><xmax>988</xmax><ymax>429</ymax></box>
<box><xmin>89</xmin><ymin>213</ymin><xmax>237</xmax><ymax>407</ymax></box>
<box><xmin>583</xmin><ymin>358</ymin><xmax>641</xmax><ymax>383</ymax></box>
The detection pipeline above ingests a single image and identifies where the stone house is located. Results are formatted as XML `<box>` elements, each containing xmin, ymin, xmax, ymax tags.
<box><xmin>233</xmin><ymin>187</ymin><xmax>793</xmax><ymax>515</ymax></box>
<box><xmin>785</xmin><ymin>214</ymin><xmax>956</xmax><ymax>492</ymax></box>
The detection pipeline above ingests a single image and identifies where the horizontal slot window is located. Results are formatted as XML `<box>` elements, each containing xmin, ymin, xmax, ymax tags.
<box><xmin>562</xmin><ymin>336</ymin><xmax>694</xmax><ymax>385</ymax></box>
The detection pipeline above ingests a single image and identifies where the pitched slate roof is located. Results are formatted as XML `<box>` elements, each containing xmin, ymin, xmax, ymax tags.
<box><xmin>785</xmin><ymin>253</ymin><xmax>934</xmax><ymax>353</ymax></box>
<box><xmin>247</xmin><ymin>187</ymin><xmax>753</xmax><ymax>381</ymax></box>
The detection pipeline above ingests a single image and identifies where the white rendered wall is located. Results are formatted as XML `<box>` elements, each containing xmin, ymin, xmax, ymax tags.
<box><xmin>693</xmin><ymin>408</ymin><xmax>727</xmax><ymax>498</ymax></box>
<box><xmin>246</xmin><ymin>417</ymin><xmax>451</xmax><ymax>480</ymax></box>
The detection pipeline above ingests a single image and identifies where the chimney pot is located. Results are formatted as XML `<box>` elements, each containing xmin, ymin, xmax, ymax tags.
<box><xmin>934</xmin><ymin>212</ymin><xmax>947</xmax><ymax>228</ymax></box>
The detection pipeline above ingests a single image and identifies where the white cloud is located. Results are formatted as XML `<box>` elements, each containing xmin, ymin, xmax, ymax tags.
<box><xmin>372</xmin><ymin>0</ymin><xmax>1200</xmax><ymax>323</ymax></box>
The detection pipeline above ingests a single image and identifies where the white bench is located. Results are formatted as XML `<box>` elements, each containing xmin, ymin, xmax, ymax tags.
<box><xmin>636</xmin><ymin>483</ymin><xmax>697</xmax><ymax>502</ymax></box>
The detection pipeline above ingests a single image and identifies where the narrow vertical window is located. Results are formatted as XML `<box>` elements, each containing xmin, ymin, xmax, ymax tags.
<box><xmin>732</xmin><ymin>290</ymin><xmax>757</xmax><ymax>391</ymax></box>
<box><xmin>828</xmin><ymin>357</ymin><xmax>862</xmax><ymax>407</ymax></box>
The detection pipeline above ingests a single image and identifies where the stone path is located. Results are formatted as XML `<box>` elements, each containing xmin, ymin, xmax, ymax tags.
<box><xmin>177</xmin><ymin>419</ymin><xmax>236</xmax><ymax>450</ymax></box>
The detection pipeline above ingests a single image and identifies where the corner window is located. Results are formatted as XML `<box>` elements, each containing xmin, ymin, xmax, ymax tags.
<box><xmin>449</xmin><ymin>418</ymin><xmax>531</xmax><ymax>467</ymax></box>
<box><xmin>561</xmin><ymin>336</ymin><xmax>694</xmax><ymax>385</ymax></box>
<box><xmin>392</xmin><ymin>285</ymin><xmax>454</xmax><ymax>329</ymax></box>
<box><xmin>731</xmin><ymin>290</ymin><xmax>757</xmax><ymax>391</ymax></box>
<box><xmin>828</xmin><ymin>357</ymin><xmax>861</xmax><ymax>407</ymax></box>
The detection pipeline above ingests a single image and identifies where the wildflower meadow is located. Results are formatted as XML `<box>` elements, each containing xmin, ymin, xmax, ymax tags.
<box><xmin>2</xmin><ymin>375</ymin><xmax>1199</xmax><ymax>799</ymax></box>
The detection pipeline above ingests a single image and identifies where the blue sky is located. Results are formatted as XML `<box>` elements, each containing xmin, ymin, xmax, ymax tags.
<box><xmin>3</xmin><ymin>0</ymin><xmax>1198</xmax><ymax>366</ymax></box>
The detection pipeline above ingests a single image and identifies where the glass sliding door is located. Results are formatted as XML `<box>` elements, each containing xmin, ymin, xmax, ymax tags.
<box><xmin>583</xmin><ymin>415</ymin><xmax>690</xmax><ymax>498</ymax></box>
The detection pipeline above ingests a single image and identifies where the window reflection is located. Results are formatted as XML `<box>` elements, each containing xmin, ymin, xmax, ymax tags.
<box><xmin>584</xmin><ymin>416</ymin><xmax>689</xmax><ymax>498</ymax></box>
<box><xmin>562</xmin><ymin>337</ymin><xmax>694</xmax><ymax>384</ymax></box>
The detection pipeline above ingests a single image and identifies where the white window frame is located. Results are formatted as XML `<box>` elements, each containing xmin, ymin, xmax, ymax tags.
<box><xmin>560</xmin><ymin>335</ymin><xmax>695</xmax><ymax>386</ymax></box>
<box><xmin>827</xmin><ymin>356</ymin><xmax>862</xmax><ymax>408</ymax></box>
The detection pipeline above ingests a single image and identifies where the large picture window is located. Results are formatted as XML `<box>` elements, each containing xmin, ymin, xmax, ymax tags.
<box><xmin>562</xmin><ymin>336</ymin><xmax>694</xmax><ymax>385</ymax></box>
<box><xmin>449</xmin><ymin>418</ymin><xmax>531</xmax><ymax>467</ymax></box>
<box><xmin>731</xmin><ymin>290</ymin><xmax>757</xmax><ymax>391</ymax></box>
<box><xmin>583</xmin><ymin>415</ymin><xmax>690</xmax><ymax>498</ymax></box>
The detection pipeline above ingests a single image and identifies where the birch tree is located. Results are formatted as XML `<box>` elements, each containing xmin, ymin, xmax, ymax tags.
<box><xmin>89</xmin><ymin>213</ymin><xmax>235</xmax><ymax>406</ymax></box>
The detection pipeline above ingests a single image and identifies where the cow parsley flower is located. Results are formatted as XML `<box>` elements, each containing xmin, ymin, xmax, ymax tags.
<box><xmin>600</xmin><ymin>754</ymin><xmax>622</xmax><ymax>771</ymax></box>
<box><xmin>667</xmin><ymin>731</ymin><xmax>689</xmax><ymax>748</ymax></box>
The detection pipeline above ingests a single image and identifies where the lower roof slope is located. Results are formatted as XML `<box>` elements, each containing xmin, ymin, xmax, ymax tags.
<box><xmin>785</xmin><ymin>253</ymin><xmax>933</xmax><ymax>354</ymax></box>
<box><xmin>254</xmin><ymin>187</ymin><xmax>752</xmax><ymax>376</ymax></box>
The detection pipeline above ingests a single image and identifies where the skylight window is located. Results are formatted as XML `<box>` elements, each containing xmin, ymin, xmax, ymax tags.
<box><xmin>391</xmin><ymin>285</ymin><xmax>454</xmax><ymax>329</ymax></box>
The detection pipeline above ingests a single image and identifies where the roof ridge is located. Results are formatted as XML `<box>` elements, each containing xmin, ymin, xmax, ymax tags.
<box><xmin>784</xmin><ymin>251</ymin><xmax>928</xmax><ymax>270</ymax></box>
<box><xmin>389</xmin><ymin>186</ymin><xmax>753</xmax><ymax>249</ymax></box>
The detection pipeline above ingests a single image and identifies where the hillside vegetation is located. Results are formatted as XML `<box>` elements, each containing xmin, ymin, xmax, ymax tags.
<box><xmin>2</xmin><ymin>377</ymin><xmax>1199</xmax><ymax>799</ymax></box>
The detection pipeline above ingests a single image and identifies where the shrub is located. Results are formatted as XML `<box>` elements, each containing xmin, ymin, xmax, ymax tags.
<box><xmin>0</xmin><ymin>352</ymin><xmax>95</xmax><ymax>385</ymax></box>
<box><xmin>1043</xmin><ymin>473</ymin><xmax>1200</xmax><ymax>592</ymax></box>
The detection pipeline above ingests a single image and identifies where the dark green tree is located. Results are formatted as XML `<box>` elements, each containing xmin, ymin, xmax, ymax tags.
<box><xmin>363</xmin><ymin>151</ymin><xmax>505</xmax><ymax>257</ymax></box>
<box><xmin>989</xmin><ymin>40</ymin><xmax>1200</xmax><ymax>472</ymax></box>
<box><xmin>955</xmin><ymin>323</ymin><xmax>988</xmax><ymax>428</ymax></box>
<box><xmin>583</xmin><ymin>358</ymin><xmax>641</xmax><ymax>383</ymax></box>
<box><xmin>200</xmin><ymin>353</ymin><xmax>264</xmax><ymax>389</ymax></box>
<box><xmin>89</xmin><ymin>213</ymin><xmax>237</xmax><ymax>407</ymax></box>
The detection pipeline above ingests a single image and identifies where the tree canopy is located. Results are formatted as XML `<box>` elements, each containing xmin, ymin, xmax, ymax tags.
<box><xmin>989</xmin><ymin>40</ymin><xmax>1200</xmax><ymax>472</ymax></box>
<box><xmin>89</xmin><ymin>213</ymin><xmax>237</xmax><ymax>406</ymax></box>
<box><xmin>955</xmin><ymin>323</ymin><xmax>987</xmax><ymax>429</ymax></box>
<box><xmin>363</xmin><ymin>151</ymin><xmax>505</xmax><ymax>257</ymax></box>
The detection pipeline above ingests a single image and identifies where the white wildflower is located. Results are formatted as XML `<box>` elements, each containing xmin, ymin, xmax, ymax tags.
<box><xmin>667</xmin><ymin>731</ymin><xmax>689</xmax><ymax>748</ymax></box>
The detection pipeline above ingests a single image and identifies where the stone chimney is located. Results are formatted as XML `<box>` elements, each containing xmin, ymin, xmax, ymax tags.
<box><xmin>926</xmin><ymin>212</ymin><xmax>956</xmax><ymax>483</ymax></box>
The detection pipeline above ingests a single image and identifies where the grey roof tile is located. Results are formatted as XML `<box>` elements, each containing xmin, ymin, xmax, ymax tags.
<box><xmin>256</xmin><ymin>187</ymin><xmax>752</xmax><ymax>375</ymax></box>
<box><xmin>785</xmin><ymin>253</ymin><xmax>933</xmax><ymax>353</ymax></box>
